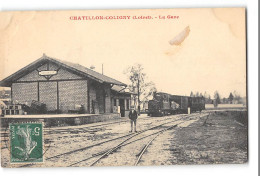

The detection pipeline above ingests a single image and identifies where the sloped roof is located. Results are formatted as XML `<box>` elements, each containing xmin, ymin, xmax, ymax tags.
<box><xmin>0</xmin><ymin>54</ymin><xmax>127</xmax><ymax>87</ymax></box>
<box><xmin>111</xmin><ymin>85</ymin><xmax>126</xmax><ymax>92</ymax></box>
<box><xmin>111</xmin><ymin>85</ymin><xmax>137</xmax><ymax>95</ymax></box>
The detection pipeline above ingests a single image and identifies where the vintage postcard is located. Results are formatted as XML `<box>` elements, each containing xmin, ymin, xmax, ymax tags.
<box><xmin>0</xmin><ymin>8</ymin><xmax>247</xmax><ymax>168</ymax></box>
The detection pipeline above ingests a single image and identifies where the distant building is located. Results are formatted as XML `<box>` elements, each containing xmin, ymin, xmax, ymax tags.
<box><xmin>0</xmin><ymin>54</ymin><xmax>134</xmax><ymax>117</ymax></box>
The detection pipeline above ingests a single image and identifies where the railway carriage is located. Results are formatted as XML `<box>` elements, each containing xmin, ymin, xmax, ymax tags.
<box><xmin>189</xmin><ymin>96</ymin><xmax>205</xmax><ymax>112</ymax></box>
<box><xmin>170</xmin><ymin>95</ymin><xmax>189</xmax><ymax>114</ymax></box>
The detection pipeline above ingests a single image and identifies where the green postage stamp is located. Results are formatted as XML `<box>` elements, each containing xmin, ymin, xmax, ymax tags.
<box><xmin>9</xmin><ymin>123</ymin><xmax>43</xmax><ymax>163</ymax></box>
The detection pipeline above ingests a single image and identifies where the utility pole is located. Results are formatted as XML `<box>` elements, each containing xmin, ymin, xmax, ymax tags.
<box><xmin>102</xmin><ymin>64</ymin><xmax>104</xmax><ymax>75</ymax></box>
<box><xmin>137</xmin><ymin>74</ymin><xmax>140</xmax><ymax>113</ymax></box>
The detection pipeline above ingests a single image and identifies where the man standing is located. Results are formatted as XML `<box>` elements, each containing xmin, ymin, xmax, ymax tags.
<box><xmin>129</xmin><ymin>106</ymin><xmax>138</xmax><ymax>133</ymax></box>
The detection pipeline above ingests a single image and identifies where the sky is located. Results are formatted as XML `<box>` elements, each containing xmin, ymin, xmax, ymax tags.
<box><xmin>0</xmin><ymin>8</ymin><xmax>246</xmax><ymax>98</ymax></box>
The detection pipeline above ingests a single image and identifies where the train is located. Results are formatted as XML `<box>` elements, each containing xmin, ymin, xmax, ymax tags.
<box><xmin>147</xmin><ymin>92</ymin><xmax>205</xmax><ymax>116</ymax></box>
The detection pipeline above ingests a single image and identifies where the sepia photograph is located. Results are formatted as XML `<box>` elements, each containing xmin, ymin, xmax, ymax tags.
<box><xmin>0</xmin><ymin>8</ymin><xmax>248</xmax><ymax>168</ymax></box>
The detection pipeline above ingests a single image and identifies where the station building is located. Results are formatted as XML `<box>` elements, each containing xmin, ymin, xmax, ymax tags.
<box><xmin>0</xmin><ymin>54</ymin><xmax>134</xmax><ymax>117</ymax></box>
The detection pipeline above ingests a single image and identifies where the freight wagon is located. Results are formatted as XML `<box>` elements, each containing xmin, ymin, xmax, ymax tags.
<box><xmin>188</xmin><ymin>96</ymin><xmax>205</xmax><ymax>112</ymax></box>
<box><xmin>170</xmin><ymin>95</ymin><xmax>189</xmax><ymax>114</ymax></box>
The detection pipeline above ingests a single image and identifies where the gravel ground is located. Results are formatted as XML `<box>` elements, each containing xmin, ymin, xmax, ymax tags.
<box><xmin>139</xmin><ymin>111</ymin><xmax>248</xmax><ymax>166</ymax></box>
<box><xmin>1</xmin><ymin>111</ymin><xmax>247</xmax><ymax>168</ymax></box>
<box><xmin>169</xmin><ymin>111</ymin><xmax>248</xmax><ymax>165</ymax></box>
<box><xmin>1</xmin><ymin>114</ymin><xmax>187</xmax><ymax>167</ymax></box>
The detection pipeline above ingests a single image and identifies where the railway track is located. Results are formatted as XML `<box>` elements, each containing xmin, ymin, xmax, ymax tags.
<box><xmin>89</xmin><ymin>123</ymin><xmax>178</xmax><ymax>167</ymax></box>
<box><xmin>57</xmin><ymin>115</ymin><xmax>187</xmax><ymax>155</ymax></box>
<box><xmin>17</xmin><ymin>113</ymin><xmax>207</xmax><ymax>167</ymax></box>
<box><xmin>0</xmin><ymin>114</ymin><xmax>184</xmax><ymax>140</ymax></box>
<box><xmin>134</xmin><ymin>124</ymin><xmax>176</xmax><ymax>166</ymax></box>
<box><xmin>44</xmin><ymin>114</ymin><xmax>177</xmax><ymax>135</ymax></box>
<box><xmin>69</xmin><ymin>113</ymin><xmax>206</xmax><ymax>167</ymax></box>
<box><xmin>18</xmin><ymin>114</ymin><xmax>187</xmax><ymax>168</ymax></box>
<box><xmin>133</xmin><ymin>113</ymin><xmax>208</xmax><ymax>166</ymax></box>
<box><xmin>0</xmin><ymin>114</ymin><xmax>176</xmax><ymax>151</ymax></box>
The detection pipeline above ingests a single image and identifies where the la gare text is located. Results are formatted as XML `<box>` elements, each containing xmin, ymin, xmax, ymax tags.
<box><xmin>69</xmin><ymin>15</ymin><xmax>179</xmax><ymax>21</ymax></box>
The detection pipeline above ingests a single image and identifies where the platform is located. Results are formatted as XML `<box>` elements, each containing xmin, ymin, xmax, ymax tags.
<box><xmin>1</xmin><ymin>113</ymin><xmax>121</xmax><ymax>127</ymax></box>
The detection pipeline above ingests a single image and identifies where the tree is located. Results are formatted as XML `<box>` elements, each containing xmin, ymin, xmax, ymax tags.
<box><xmin>141</xmin><ymin>82</ymin><xmax>157</xmax><ymax>110</ymax></box>
<box><xmin>190</xmin><ymin>91</ymin><xmax>194</xmax><ymax>97</ymax></box>
<box><xmin>124</xmin><ymin>64</ymin><xmax>156</xmax><ymax>112</ymax></box>
<box><xmin>214</xmin><ymin>91</ymin><xmax>221</xmax><ymax>107</ymax></box>
<box><xmin>222</xmin><ymin>97</ymin><xmax>226</xmax><ymax>104</ymax></box>
<box><xmin>205</xmin><ymin>94</ymin><xmax>212</xmax><ymax>104</ymax></box>
<box><xmin>203</xmin><ymin>91</ymin><xmax>211</xmax><ymax>103</ymax></box>
<box><xmin>228</xmin><ymin>92</ymin><xmax>234</xmax><ymax>104</ymax></box>
<box><xmin>233</xmin><ymin>90</ymin><xmax>242</xmax><ymax>104</ymax></box>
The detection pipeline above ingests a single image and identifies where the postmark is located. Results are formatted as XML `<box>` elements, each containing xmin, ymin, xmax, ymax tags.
<box><xmin>9</xmin><ymin>123</ymin><xmax>43</xmax><ymax>163</ymax></box>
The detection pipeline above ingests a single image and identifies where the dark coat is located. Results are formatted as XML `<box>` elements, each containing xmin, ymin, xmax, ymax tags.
<box><xmin>129</xmin><ymin>110</ymin><xmax>138</xmax><ymax>120</ymax></box>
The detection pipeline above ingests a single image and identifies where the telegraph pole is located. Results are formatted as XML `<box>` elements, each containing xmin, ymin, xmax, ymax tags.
<box><xmin>137</xmin><ymin>74</ymin><xmax>140</xmax><ymax>113</ymax></box>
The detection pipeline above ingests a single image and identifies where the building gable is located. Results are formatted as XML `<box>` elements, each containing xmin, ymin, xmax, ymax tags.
<box><xmin>17</xmin><ymin>62</ymin><xmax>83</xmax><ymax>82</ymax></box>
<box><xmin>0</xmin><ymin>54</ymin><xmax>126</xmax><ymax>87</ymax></box>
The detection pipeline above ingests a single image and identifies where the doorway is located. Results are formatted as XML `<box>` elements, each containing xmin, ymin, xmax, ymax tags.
<box><xmin>96</xmin><ymin>88</ymin><xmax>105</xmax><ymax>114</ymax></box>
<box><xmin>119</xmin><ymin>99</ymin><xmax>125</xmax><ymax>117</ymax></box>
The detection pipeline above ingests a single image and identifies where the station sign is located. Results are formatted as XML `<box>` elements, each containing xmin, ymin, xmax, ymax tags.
<box><xmin>39</xmin><ymin>70</ymin><xmax>57</xmax><ymax>76</ymax></box>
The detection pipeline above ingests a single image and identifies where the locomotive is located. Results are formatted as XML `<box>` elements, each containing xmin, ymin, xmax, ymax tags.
<box><xmin>147</xmin><ymin>92</ymin><xmax>205</xmax><ymax>116</ymax></box>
